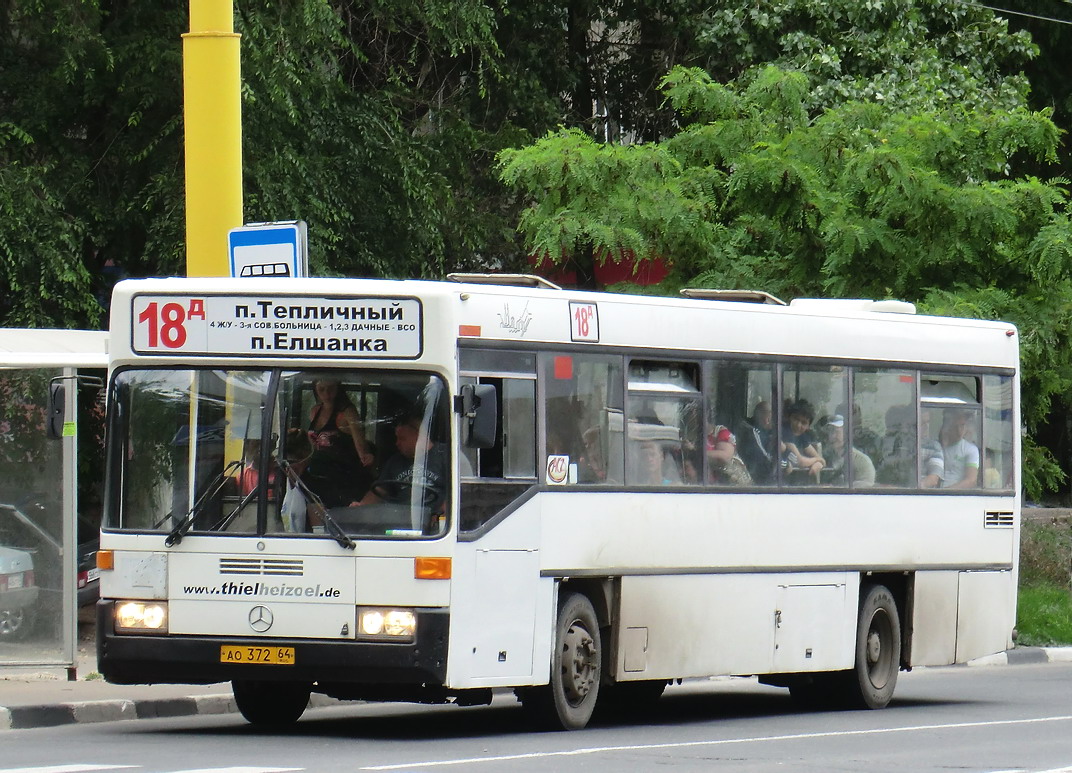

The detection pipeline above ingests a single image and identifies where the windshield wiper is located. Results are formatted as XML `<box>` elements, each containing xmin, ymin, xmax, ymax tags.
<box><xmin>279</xmin><ymin>459</ymin><xmax>355</xmax><ymax>550</ymax></box>
<box><xmin>211</xmin><ymin>484</ymin><xmax>256</xmax><ymax>533</ymax></box>
<box><xmin>164</xmin><ymin>460</ymin><xmax>243</xmax><ymax>547</ymax></box>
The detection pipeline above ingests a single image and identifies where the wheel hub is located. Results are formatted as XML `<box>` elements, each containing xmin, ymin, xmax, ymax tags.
<box><xmin>866</xmin><ymin>610</ymin><xmax>893</xmax><ymax>688</ymax></box>
<box><xmin>561</xmin><ymin>621</ymin><xmax>597</xmax><ymax>706</ymax></box>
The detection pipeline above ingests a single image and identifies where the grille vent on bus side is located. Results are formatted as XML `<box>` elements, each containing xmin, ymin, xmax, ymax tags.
<box><xmin>984</xmin><ymin>511</ymin><xmax>1015</xmax><ymax>529</ymax></box>
<box><xmin>219</xmin><ymin>557</ymin><xmax>305</xmax><ymax>576</ymax></box>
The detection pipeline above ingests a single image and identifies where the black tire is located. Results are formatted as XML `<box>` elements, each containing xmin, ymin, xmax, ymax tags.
<box><xmin>518</xmin><ymin>592</ymin><xmax>602</xmax><ymax>730</ymax></box>
<box><xmin>232</xmin><ymin>679</ymin><xmax>311</xmax><ymax>728</ymax></box>
<box><xmin>844</xmin><ymin>584</ymin><xmax>901</xmax><ymax>709</ymax></box>
<box><xmin>0</xmin><ymin>606</ymin><xmax>34</xmax><ymax>641</ymax></box>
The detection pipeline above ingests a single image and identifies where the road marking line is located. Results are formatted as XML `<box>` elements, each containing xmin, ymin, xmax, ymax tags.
<box><xmin>0</xmin><ymin>766</ymin><xmax>139</xmax><ymax>773</ymax></box>
<box><xmin>360</xmin><ymin>714</ymin><xmax>1072</xmax><ymax>770</ymax></box>
<box><xmin>170</xmin><ymin>769</ymin><xmax>303</xmax><ymax>773</ymax></box>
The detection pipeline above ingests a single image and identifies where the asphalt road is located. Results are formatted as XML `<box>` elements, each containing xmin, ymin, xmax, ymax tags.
<box><xmin>4</xmin><ymin>662</ymin><xmax>1072</xmax><ymax>773</ymax></box>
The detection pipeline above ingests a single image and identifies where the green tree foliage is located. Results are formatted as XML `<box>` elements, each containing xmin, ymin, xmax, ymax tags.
<box><xmin>0</xmin><ymin>0</ymin><xmax>518</xmax><ymax>324</ymax></box>
<box><xmin>236</xmin><ymin>0</ymin><xmax>508</xmax><ymax>279</ymax></box>
<box><xmin>0</xmin><ymin>1</ymin><xmax>186</xmax><ymax>327</ymax></box>
<box><xmin>690</xmin><ymin>0</ymin><xmax>1037</xmax><ymax>114</ymax></box>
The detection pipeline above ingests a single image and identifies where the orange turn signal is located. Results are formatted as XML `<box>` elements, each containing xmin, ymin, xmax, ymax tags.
<box><xmin>414</xmin><ymin>557</ymin><xmax>451</xmax><ymax>580</ymax></box>
<box><xmin>96</xmin><ymin>550</ymin><xmax>114</xmax><ymax>571</ymax></box>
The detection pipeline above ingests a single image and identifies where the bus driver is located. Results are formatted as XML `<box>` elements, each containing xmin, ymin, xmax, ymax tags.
<box><xmin>353</xmin><ymin>414</ymin><xmax>448</xmax><ymax>511</ymax></box>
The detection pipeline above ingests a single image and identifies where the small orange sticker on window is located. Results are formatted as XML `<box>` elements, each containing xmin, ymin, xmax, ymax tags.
<box><xmin>554</xmin><ymin>355</ymin><xmax>573</xmax><ymax>379</ymax></box>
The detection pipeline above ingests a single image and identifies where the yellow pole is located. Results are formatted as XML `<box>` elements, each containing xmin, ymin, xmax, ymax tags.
<box><xmin>183</xmin><ymin>0</ymin><xmax>242</xmax><ymax>277</ymax></box>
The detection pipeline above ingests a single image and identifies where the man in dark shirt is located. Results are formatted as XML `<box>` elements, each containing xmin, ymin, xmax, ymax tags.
<box><xmin>356</xmin><ymin>414</ymin><xmax>447</xmax><ymax>510</ymax></box>
<box><xmin>738</xmin><ymin>400</ymin><xmax>775</xmax><ymax>484</ymax></box>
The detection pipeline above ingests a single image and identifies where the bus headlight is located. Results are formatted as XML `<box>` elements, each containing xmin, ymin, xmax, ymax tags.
<box><xmin>115</xmin><ymin>601</ymin><xmax>169</xmax><ymax>634</ymax></box>
<box><xmin>357</xmin><ymin>607</ymin><xmax>416</xmax><ymax>640</ymax></box>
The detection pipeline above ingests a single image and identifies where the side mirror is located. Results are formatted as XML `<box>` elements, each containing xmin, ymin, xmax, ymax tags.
<box><xmin>47</xmin><ymin>382</ymin><xmax>66</xmax><ymax>439</ymax></box>
<box><xmin>47</xmin><ymin>374</ymin><xmax>105</xmax><ymax>440</ymax></box>
<box><xmin>457</xmin><ymin>383</ymin><xmax>497</xmax><ymax>449</ymax></box>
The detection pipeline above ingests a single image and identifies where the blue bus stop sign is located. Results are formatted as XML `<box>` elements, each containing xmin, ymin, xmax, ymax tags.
<box><xmin>228</xmin><ymin>222</ymin><xmax>308</xmax><ymax>278</ymax></box>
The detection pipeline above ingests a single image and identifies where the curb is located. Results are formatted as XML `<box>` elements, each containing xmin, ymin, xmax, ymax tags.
<box><xmin>0</xmin><ymin>693</ymin><xmax>339</xmax><ymax>731</ymax></box>
<box><xmin>965</xmin><ymin>646</ymin><xmax>1072</xmax><ymax>667</ymax></box>
<box><xmin>0</xmin><ymin>693</ymin><xmax>236</xmax><ymax>731</ymax></box>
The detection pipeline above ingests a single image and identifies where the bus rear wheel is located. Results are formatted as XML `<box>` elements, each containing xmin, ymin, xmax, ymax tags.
<box><xmin>232</xmin><ymin>679</ymin><xmax>311</xmax><ymax>728</ymax></box>
<box><xmin>519</xmin><ymin>592</ymin><xmax>602</xmax><ymax>730</ymax></box>
<box><xmin>845</xmin><ymin>584</ymin><xmax>900</xmax><ymax>709</ymax></box>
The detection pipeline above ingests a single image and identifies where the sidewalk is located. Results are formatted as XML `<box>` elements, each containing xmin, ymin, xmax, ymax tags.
<box><xmin>0</xmin><ymin>607</ymin><xmax>241</xmax><ymax>730</ymax></box>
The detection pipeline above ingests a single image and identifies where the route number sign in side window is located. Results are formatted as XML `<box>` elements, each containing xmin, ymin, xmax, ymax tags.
<box><xmin>570</xmin><ymin>302</ymin><xmax>599</xmax><ymax>343</ymax></box>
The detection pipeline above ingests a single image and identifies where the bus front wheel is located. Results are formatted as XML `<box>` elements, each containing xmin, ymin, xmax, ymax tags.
<box><xmin>232</xmin><ymin>679</ymin><xmax>311</xmax><ymax>728</ymax></box>
<box><xmin>846</xmin><ymin>584</ymin><xmax>901</xmax><ymax>709</ymax></box>
<box><xmin>519</xmin><ymin>592</ymin><xmax>603</xmax><ymax>730</ymax></box>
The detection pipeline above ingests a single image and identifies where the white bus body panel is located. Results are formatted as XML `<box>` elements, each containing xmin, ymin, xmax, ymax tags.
<box><xmin>956</xmin><ymin>570</ymin><xmax>1017</xmax><ymax>662</ymax></box>
<box><xmin>615</xmin><ymin>573</ymin><xmax>857</xmax><ymax>679</ymax></box>
<box><xmin>445</xmin><ymin>488</ymin><xmax>1015</xmax><ymax>688</ymax></box>
<box><xmin>537</xmin><ymin>492</ymin><xmax>1015</xmax><ymax>574</ymax></box>
<box><xmin>908</xmin><ymin>571</ymin><xmax>960</xmax><ymax>665</ymax></box>
<box><xmin>108</xmin><ymin>277</ymin><xmax>1018</xmax><ymax>372</ymax></box>
<box><xmin>102</xmin><ymin>534</ymin><xmax>452</xmax><ymax>637</ymax></box>
<box><xmin>447</xmin><ymin>502</ymin><xmax>553</xmax><ymax>687</ymax></box>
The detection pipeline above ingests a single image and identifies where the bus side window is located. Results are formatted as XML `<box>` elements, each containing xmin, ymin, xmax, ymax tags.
<box><xmin>707</xmin><ymin>361</ymin><xmax>774</xmax><ymax>487</ymax></box>
<box><xmin>923</xmin><ymin>374</ymin><xmax>983</xmax><ymax>490</ymax></box>
<box><xmin>543</xmin><ymin>353</ymin><xmax>624</xmax><ymax>485</ymax></box>
<box><xmin>983</xmin><ymin>375</ymin><xmax>1014</xmax><ymax>490</ymax></box>
<box><xmin>457</xmin><ymin>372</ymin><xmax>537</xmax><ymax>533</ymax></box>
<box><xmin>857</xmin><ymin>368</ymin><xmax>916</xmax><ymax>488</ymax></box>
<box><xmin>462</xmin><ymin>376</ymin><xmax>535</xmax><ymax>480</ymax></box>
<box><xmin>780</xmin><ymin>366</ymin><xmax>847</xmax><ymax>486</ymax></box>
<box><xmin>625</xmin><ymin>360</ymin><xmax>699</xmax><ymax>487</ymax></box>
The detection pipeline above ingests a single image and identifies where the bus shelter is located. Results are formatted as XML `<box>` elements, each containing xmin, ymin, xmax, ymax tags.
<box><xmin>0</xmin><ymin>329</ymin><xmax>107</xmax><ymax>674</ymax></box>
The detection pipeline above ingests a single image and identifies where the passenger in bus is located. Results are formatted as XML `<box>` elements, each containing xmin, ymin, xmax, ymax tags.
<box><xmin>875</xmin><ymin>404</ymin><xmax>915</xmax><ymax>486</ymax></box>
<box><xmin>939</xmin><ymin>409</ymin><xmax>979</xmax><ymax>489</ymax></box>
<box><xmin>983</xmin><ymin>449</ymin><xmax>1003</xmax><ymax>489</ymax></box>
<box><xmin>738</xmin><ymin>400</ymin><xmax>776</xmax><ymax>484</ymax></box>
<box><xmin>354</xmin><ymin>414</ymin><xmax>448</xmax><ymax>511</ymax></box>
<box><xmin>705</xmin><ymin>423</ymin><xmax>752</xmax><ymax>485</ymax></box>
<box><xmin>838</xmin><ymin>401</ymin><xmax>881</xmax><ymax>463</ymax></box>
<box><xmin>919</xmin><ymin>409</ymin><xmax>944</xmax><ymax>488</ymax></box>
<box><xmin>238</xmin><ymin>438</ymin><xmax>276</xmax><ymax>496</ymax></box>
<box><xmin>302</xmin><ymin>379</ymin><xmax>376</xmax><ymax>507</ymax></box>
<box><xmin>634</xmin><ymin>439</ymin><xmax>682</xmax><ymax>485</ymax></box>
<box><xmin>820</xmin><ymin>415</ymin><xmax>875</xmax><ymax>487</ymax></box>
<box><xmin>578</xmin><ymin>426</ymin><xmax>608</xmax><ymax>483</ymax></box>
<box><xmin>781</xmin><ymin>400</ymin><xmax>825</xmax><ymax>481</ymax></box>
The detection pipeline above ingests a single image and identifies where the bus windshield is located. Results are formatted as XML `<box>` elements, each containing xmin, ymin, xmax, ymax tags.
<box><xmin>105</xmin><ymin>368</ymin><xmax>451</xmax><ymax>540</ymax></box>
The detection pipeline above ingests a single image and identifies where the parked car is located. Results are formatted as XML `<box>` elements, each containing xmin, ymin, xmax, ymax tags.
<box><xmin>0</xmin><ymin>497</ymin><xmax>99</xmax><ymax>624</ymax></box>
<box><xmin>76</xmin><ymin>538</ymin><xmax>99</xmax><ymax>608</ymax></box>
<box><xmin>0</xmin><ymin>544</ymin><xmax>38</xmax><ymax>641</ymax></box>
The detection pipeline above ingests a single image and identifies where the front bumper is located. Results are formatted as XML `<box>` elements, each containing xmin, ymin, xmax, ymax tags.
<box><xmin>96</xmin><ymin>600</ymin><xmax>449</xmax><ymax>687</ymax></box>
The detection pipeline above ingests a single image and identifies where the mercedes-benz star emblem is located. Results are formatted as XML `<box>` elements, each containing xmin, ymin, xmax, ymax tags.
<box><xmin>248</xmin><ymin>605</ymin><xmax>273</xmax><ymax>633</ymax></box>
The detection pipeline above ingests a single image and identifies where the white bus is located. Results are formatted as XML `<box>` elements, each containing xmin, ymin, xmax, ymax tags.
<box><xmin>92</xmin><ymin>275</ymin><xmax>1019</xmax><ymax>730</ymax></box>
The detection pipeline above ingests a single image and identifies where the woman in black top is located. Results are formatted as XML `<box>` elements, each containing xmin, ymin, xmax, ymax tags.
<box><xmin>302</xmin><ymin>379</ymin><xmax>375</xmax><ymax>507</ymax></box>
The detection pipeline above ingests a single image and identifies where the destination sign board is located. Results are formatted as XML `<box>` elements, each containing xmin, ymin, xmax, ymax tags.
<box><xmin>131</xmin><ymin>294</ymin><xmax>423</xmax><ymax>358</ymax></box>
